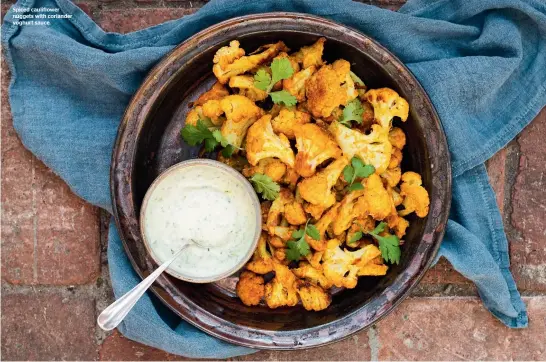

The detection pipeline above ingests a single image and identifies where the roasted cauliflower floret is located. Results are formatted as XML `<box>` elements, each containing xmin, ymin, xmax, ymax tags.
<box><xmin>284</xmin><ymin>200</ymin><xmax>307</xmax><ymax>226</ymax></box>
<box><xmin>266</xmin><ymin>188</ymin><xmax>294</xmax><ymax>229</ymax></box>
<box><xmin>194</xmin><ymin>82</ymin><xmax>230</xmax><ymax>106</ymax></box>
<box><xmin>264</xmin><ymin>263</ymin><xmax>299</xmax><ymax>308</ymax></box>
<box><xmin>217</xmin><ymin>153</ymin><xmax>248</xmax><ymax>172</ymax></box>
<box><xmin>218</xmin><ymin>95</ymin><xmax>264</xmax><ymax>148</ymax></box>
<box><xmin>381</xmin><ymin>166</ymin><xmax>402</xmax><ymax>188</ymax></box>
<box><xmin>386</xmin><ymin>214</ymin><xmax>409</xmax><ymax>238</ymax></box>
<box><xmin>298</xmin><ymin>157</ymin><xmax>349</xmax><ymax>209</ymax></box>
<box><xmin>307</xmin><ymin>204</ymin><xmax>341</xmax><ymax>251</ymax></box>
<box><xmin>185</xmin><ymin>106</ymin><xmax>215</xmax><ymax>128</ymax></box>
<box><xmin>236</xmin><ymin>271</ymin><xmax>265</xmax><ymax>306</ymax></box>
<box><xmin>296</xmin><ymin>281</ymin><xmax>331</xmax><ymax>311</ymax></box>
<box><xmin>292</xmin><ymin>37</ymin><xmax>326</xmax><ymax>69</ymax></box>
<box><xmin>398</xmin><ymin>172</ymin><xmax>430</xmax><ymax>218</ymax></box>
<box><xmin>294</xmin><ymin>124</ymin><xmax>343</xmax><ymax>177</ymax></box>
<box><xmin>321</xmin><ymin>239</ymin><xmax>360</xmax><ymax>289</ymax></box>
<box><xmin>389</xmin><ymin>127</ymin><xmax>407</xmax><ymax>150</ymax></box>
<box><xmin>283</xmin><ymin>66</ymin><xmax>316</xmax><ymax>102</ymax></box>
<box><xmin>306</xmin><ymin>60</ymin><xmax>358</xmax><ymax>118</ymax></box>
<box><xmin>213</xmin><ymin>41</ymin><xmax>288</xmax><ymax>84</ymax></box>
<box><xmin>304</xmin><ymin>203</ymin><xmax>328</xmax><ymax>220</ymax></box>
<box><xmin>228</xmin><ymin>75</ymin><xmax>269</xmax><ymax>102</ymax></box>
<box><xmin>246</xmin><ymin>233</ymin><xmax>274</xmax><ymax>274</ymax></box>
<box><xmin>354</xmin><ymin>245</ymin><xmax>388</xmax><ymax>276</ymax></box>
<box><xmin>329</xmin><ymin>121</ymin><xmax>392</xmax><ymax>174</ymax></box>
<box><xmin>242</xmin><ymin>158</ymin><xmax>286</xmax><ymax>182</ymax></box>
<box><xmin>331</xmin><ymin>189</ymin><xmax>366</xmax><ymax>235</ymax></box>
<box><xmin>388</xmin><ymin>148</ymin><xmax>403</xmax><ymax>169</ymax></box>
<box><xmin>246</xmin><ymin>115</ymin><xmax>296</xmax><ymax>167</ymax></box>
<box><xmin>355</xmin><ymin>174</ymin><xmax>395</xmax><ymax>221</ymax></box>
<box><xmin>365</xmin><ymin>88</ymin><xmax>409</xmax><ymax>129</ymax></box>
<box><xmin>271</xmin><ymin>108</ymin><xmax>311</xmax><ymax>139</ymax></box>
<box><xmin>293</xmin><ymin>263</ymin><xmax>332</xmax><ymax>289</ymax></box>
<box><xmin>202</xmin><ymin>99</ymin><xmax>225</xmax><ymax>126</ymax></box>
<box><xmin>281</xmin><ymin>167</ymin><xmax>300</xmax><ymax>190</ymax></box>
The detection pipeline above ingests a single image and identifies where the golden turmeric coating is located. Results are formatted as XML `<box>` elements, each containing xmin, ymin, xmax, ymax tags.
<box><xmin>186</xmin><ymin>38</ymin><xmax>432</xmax><ymax>311</ymax></box>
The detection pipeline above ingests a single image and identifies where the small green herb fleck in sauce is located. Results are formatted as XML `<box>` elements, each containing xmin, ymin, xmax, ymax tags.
<box><xmin>143</xmin><ymin>164</ymin><xmax>257</xmax><ymax>279</ymax></box>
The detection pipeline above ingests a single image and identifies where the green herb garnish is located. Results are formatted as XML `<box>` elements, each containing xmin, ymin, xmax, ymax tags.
<box><xmin>342</xmin><ymin>156</ymin><xmax>375</xmax><ymax>191</ymax></box>
<box><xmin>366</xmin><ymin>222</ymin><xmax>401</xmax><ymax>264</ymax></box>
<box><xmin>339</xmin><ymin>99</ymin><xmax>364</xmax><ymax>127</ymax></box>
<box><xmin>180</xmin><ymin>120</ymin><xmax>236</xmax><ymax>155</ymax></box>
<box><xmin>286</xmin><ymin>220</ymin><xmax>319</xmax><ymax>261</ymax></box>
<box><xmin>249</xmin><ymin>173</ymin><xmax>280</xmax><ymax>201</ymax></box>
<box><xmin>253</xmin><ymin>58</ymin><xmax>297</xmax><ymax>106</ymax></box>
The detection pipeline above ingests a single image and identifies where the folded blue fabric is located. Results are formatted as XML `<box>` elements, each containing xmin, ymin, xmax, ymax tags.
<box><xmin>3</xmin><ymin>0</ymin><xmax>546</xmax><ymax>357</ymax></box>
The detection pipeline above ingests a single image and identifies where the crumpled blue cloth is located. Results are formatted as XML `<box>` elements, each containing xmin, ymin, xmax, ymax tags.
<box><xmin>3</xmin><ymin>0</ymin><xmax>546</xmax><ymax>357</ymax></box>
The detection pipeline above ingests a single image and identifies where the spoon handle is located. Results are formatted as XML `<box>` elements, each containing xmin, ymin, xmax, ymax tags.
<box><xmin>97</xmin><ymin>245</ymin><xmax>188</xmax><ymax>331</ymax></box>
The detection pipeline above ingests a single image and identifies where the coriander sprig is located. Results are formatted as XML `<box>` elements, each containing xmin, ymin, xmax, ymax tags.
<box><xmin>366</xmin><ymin>222</ymin><xmax>401</xmax><ymax>264</ymax></box>
<box><xmin>249</xmin><ymin>173</ymin><xmax>280</xmax><ymax>201</ymax></box>
<box><xmin>286</xmin><ymin>220</ymin><xmax>320</xmax><ymax>261</ymax></box>
<box><xmin>342</xmin><ymin>156</ymin><xmax>375</xmax><ymax>191</ymax></box>
<box><xmin>254</xmin><ymin>58</ymin><xmax>297</xmax><ymax>106</ymax></box>
<box><xmin>339</xmin><ymin>98</ymin><xmax>364</xmax><ymax>127</ymax></box>
<box><xmin>181</xmin><ymin>119</ymin><xmax>236</xmax><ymax>156</ymax></box>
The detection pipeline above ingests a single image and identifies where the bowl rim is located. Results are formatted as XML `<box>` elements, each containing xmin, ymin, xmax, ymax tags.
<box><xmin>110</xmin><ymin>12</ymin><xmax>452</xmax><ymax>350</ymax></box>
<box><xmin>139</xmin><ymin>159</ymin><xmax>263</xmax><ymax>283</ymax></box>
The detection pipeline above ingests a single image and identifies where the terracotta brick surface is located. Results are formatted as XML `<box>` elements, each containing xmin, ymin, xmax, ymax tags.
<box><xmin>377</xmin><ymin>297</ymin><xmax>546</xmax><ymax>361</ymax></box>
<box><xmin>97</xmin><ymin>8</ymin><xmax>196</xmax><ymax>33</ymax></box>
<box><xmin>1</xmin><ymin>63</ymin><xmax>101</xmax><ymax>285</ymax></box>
<box><xmin>486</xmin><ymin>148</ymin><xmax>507</xmax><ymax>213</ymax></box>
<box><xmin>1</xmin><ymin>289</ymin><xmax>98</xmax><ymax>360</ymax></box>
<box><xmin>421</xmin><ymin>258</ymin><xmax>470</xmax><ymax>285</ymax></box>
<box><xmin>511</xmin><ymin>107</ymin><xmax>546</xmax><ymax>292</ymax></box>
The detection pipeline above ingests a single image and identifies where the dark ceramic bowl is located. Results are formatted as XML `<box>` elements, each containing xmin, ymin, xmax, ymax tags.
<box><xmin>111</xmin><ymin>13</ymin><xmax>451</xmax><ymax>349</ymax></box>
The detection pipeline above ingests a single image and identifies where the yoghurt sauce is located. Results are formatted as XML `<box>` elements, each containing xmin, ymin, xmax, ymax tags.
<box><xmin>142</xmin><ymin>163</ymin><xmax>259</xmax><ymax>279</ymax></box>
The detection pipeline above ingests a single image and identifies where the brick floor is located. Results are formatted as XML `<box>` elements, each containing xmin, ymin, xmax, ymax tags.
<box><xmin>1</xmin><ymin>0</ymin><xmax>545</xmax><ymax>360</ymax></box>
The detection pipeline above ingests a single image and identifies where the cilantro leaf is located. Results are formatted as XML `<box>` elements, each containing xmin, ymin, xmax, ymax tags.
<box><xmin>339</xmin><ymin>99</ymin><xmax>364</xmax><ymax>127</ymax></box>
<box><xmin>270</xmin><ymin>90</ymin><xmax>297</xmax><ymax>106</ymax></box>
<box><xmin>348</xmin><ymin>231</ymin><xmax>363</xmax><ymax>245</ymax></box>
<box><xmin>306</xmin><ymin>224</ymin><xmax>320</xmax><ymax>241</ymax></box>
<box><xmin>366</xmin><ymin>222</ymin><xmax>401</xmax><ymax>264</ymax></box>
<box><xmin>343</xmin><ymin>164</ymin><xmax>355</xmax><ymax>183</ymax></box>
<box><xmin>181</xmin><ymin>120</ymin><xmax>214</xmax><ymax>146</ymax></box>
<box><xmin>221</xmin><ymin>144</ymin><xmax>235</xmax><ymax>158</ymax></box>
<box><xmin>204</xmin><ymin>137</ymin><xmax>219</xmax><ymax>152</ymax></box>
<box><xmin>249</xmin><ymin>173</ymin><xmax>280</xmax><ymax>201</ymax></box>
<box><xmin>253</xmin><ymin>68</ymin><xmax>271</xmax><ymax>91</ymax></box>
<box><xmin>212</xmin><ymin>129</ymin><xmax>229</xmax><ymax>147</ymax></box>
<box><xmin>348</xmin><ymin>182</ymin><xmax>364</xmax><ymax>191</ymax></box>
<box><xmin>292</xmin><ymin>229</ymin><xmax>305</xmax><ymax>239</ymax></box>
<box><xmin>285</xmin><ymin>242</ymin><xmax>302</xmax><ymax>261</ymax></box>
<box><xmin>269</xmin><ymin>58</ymin><xmax>294</xmax><ymax>91</ymax></box>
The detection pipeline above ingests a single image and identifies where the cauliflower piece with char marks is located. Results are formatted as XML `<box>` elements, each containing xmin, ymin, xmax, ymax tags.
<box><xmin>236</xmin><ymin>271</ymin><xmax>265</xmax><ymax>306</ymax></box>
<box><xmin>389</xmin><ymin>127</ymin><xmax>406</xmax><ymax>150</ymax></box>
<box><xmin>331</xmin><ymin>189</ymin><xmax>366</xmax><ymax>236</ymax></box>
<box><xmin>398</xmin><ymin>172</ymin><xmax>430</xmax><ymax>218</ymax></box>
<box><xmin>294</xmin><ymin>124</ymin><xmax>343</xmax><ymax>177</ymax></box>
<box><xmin>296</xmin><ymin>280</ymin><xmax>331</xmax><ymax>311</ymax></box>
<box><xmin>271</xmin><ymin>107</ymin><xmax>311</xmax><ymax>139</ymax></box>
<box><xmin>306</xmin><ymin>203</ymin><xmax>341</xmax><ymax>251</ymax></box>
<box><xmin>194</xmin><ymin>82</ymin><xmax>230</xmax><ymax>107</ymax></box>
<box><xmin>365</xmin><ymin>88</ymin><xmax>409</xmax><ymax>129</ymax></box>
<box><xmin>242</xmin><ymin>158</ymin><xmax>286</xmax><ymax>182</ymax></box>
<box><xmin>298</xmin><ymin>157</ymin><xmax>349</xmax><ymax>209</ymax></box>
<box><xmin>293</xmin><ymin>262</ymin><xmax>332</xmax><ymax>289</ymax></box>
<box><xmin>246</xmin><ymin>115</ymin><xmax>296</xmax><ymax>168</ymax></box>
<box><xmin>228</xmin><ymin>75</ymin><xmax>268</xmax><ymax>102</ymax></box>
<box><xmin>306</xmin><ymin>59</ymin><xmax>358</xmax><ymax>118</ymax></box>
<box><xmin>292</xmin><ymin>38</ymin><xmax>326</xmax><ymax>69</ymax></box>
<box><xmin>218</xmin><ymin>95</ymin><xmax>264</xmax><ymax>148</ymax></box>
<box><xmin>329</xmin><ymin>121</ymin><xmax>392</xmax><ymax>174</ymax></box>
<box><xmin>246</xmin><ymin>233</ymin><xmax>274</xmax><ymax>275</ymax></box>
<box><xmin>264</xmin><ymin>263</ymin><xmax>299</xmax><ymax>308</ymax></box>
<box><xmin>213</xmin><ymin>41</ymin><xmax>288</xmax><ymax>84</ymax></box>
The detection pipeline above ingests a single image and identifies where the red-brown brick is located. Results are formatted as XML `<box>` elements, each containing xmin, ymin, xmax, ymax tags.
<box><xmin>377</xmin><ymin>297</ymin><xmax>545</xmax><ymax>360</ymax></box>
<box><xmin>97</xmin><ymin>8</ymin><xmax>196</xmax><ymax>34</ymax></box>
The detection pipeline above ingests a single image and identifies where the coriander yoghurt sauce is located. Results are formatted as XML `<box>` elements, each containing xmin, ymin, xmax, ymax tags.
<box><xmin>142</xmin><ymin>163</ymin><xmax>259</xmax><ymax>280</ymax></box>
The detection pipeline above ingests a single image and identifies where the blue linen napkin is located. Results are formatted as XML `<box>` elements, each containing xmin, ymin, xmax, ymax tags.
<box><xmin>3</xmin><ymin>0</ymin><xmax>546</xmax><ymax>357</ymax></box>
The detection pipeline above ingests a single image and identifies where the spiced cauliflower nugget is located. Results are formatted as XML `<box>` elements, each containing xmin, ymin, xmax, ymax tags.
<box><xmin>246</xmin><ymin>115</ymin><xmax>296</xmax><ymax>168</ymax></box>
<box><xmin>228</xmin><ymin>75</ymin><xmax>269</xmax><ymax>102</ymax></box>
<box><xmin>364</xmin><ymin>88</ymin><xmax>409</xmax><ymax>129</ymax></box>
<box><xmin>271</xmin><ymin>107</ymin><xmax>311</xmax><ymax>139</ymax></box>
<box><xmin>194</xmin><ymin>82</ymin><xmax>230</xmax><ymax>106</ymax></box>
<box><xmin>265</xmin><ymin>263</ymin><xmax>299</xmax><ymax>308</ymax></box>
<box><xmin>296</xmin><ymin>280</ymin><xmax>331</xmax><ymax>311</ymax></box>
<box><xmin>292</xmin><ymin>37</ymin><xmax>326</xmax><ymax>69</ymax></box>
<box><xmin>236</xmin><ymin>271</ymin><xmax>265</xmax><ymax>306</ymax></box>
<box><xmin>283</xmin><ymin>66</ymin><xmax>316</xmax><ymax>102</ymax></box>
<box><xmin>298</xmin><ymin>157</ymin><xmax>349</xmax><ymax>209</ymax></box>
<box><xmin>398</xmin><ymin>172</ymin><xmax>430</xmax><ymax>218</ymax></box>
<box><xmin>294</xmin><ymin>124</ymin><xmax>342</xmax><ymax>177</ymax></box>
<box><xmin>355</xmin><ymin>173</ymin><xmax>395</xmax><ymax>221</ymax></box>
<box><xmin>213</xmin><ymin>40</ymin><xmax>288</xmax><ymax>84</ymax></box>
<box><xmin>246</xmin><ymin>233</ymin><xmax>274</xmax><ymax>275</ymax></box>
<box><xmin>293</xmin><ymin>262</ymin><xmax>332</xmax><ymax>289</ymax></box>
<box><xmin>242</xmin><ymin>158</ymin><xmax>286</xmax><ymax>182</ymax></box>
<box><xmin>306</xmin><ymin>59</ymin><xmax>358</xmax><ymax>118</ymax></box>
<box><xmin>329</xmin><ymin>121</ymin><xmax>392</xmax><ymax>174</ymax></box>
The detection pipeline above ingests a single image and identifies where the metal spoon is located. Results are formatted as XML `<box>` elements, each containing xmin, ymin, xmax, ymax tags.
<box><xmin>97</xmin><ymin>239</ymin><xmax>202</xmax><ymax>331</ymax></box>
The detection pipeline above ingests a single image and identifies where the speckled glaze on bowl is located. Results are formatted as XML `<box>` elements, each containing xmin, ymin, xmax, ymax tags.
<box><xmin>110</xmin><ymin>13</ymin><xmax>451</xmax><ymax>350</ymax></box>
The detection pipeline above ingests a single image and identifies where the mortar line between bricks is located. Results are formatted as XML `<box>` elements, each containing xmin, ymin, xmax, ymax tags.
<box><xmin>1</xmin><ymin>283</ymin><xmax>99</xmax><ymax>297</ymax></box>
<box><xmin>367</xmin><ymin>325</ymin><xmax>379</xmax><ymax>361</ymax></box>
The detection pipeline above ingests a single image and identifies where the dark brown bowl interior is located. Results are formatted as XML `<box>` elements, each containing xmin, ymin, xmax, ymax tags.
<box><xmin>111</xmin><ymin>13</ymin><xmax>451</xmax><ymax>349</ymax></box>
